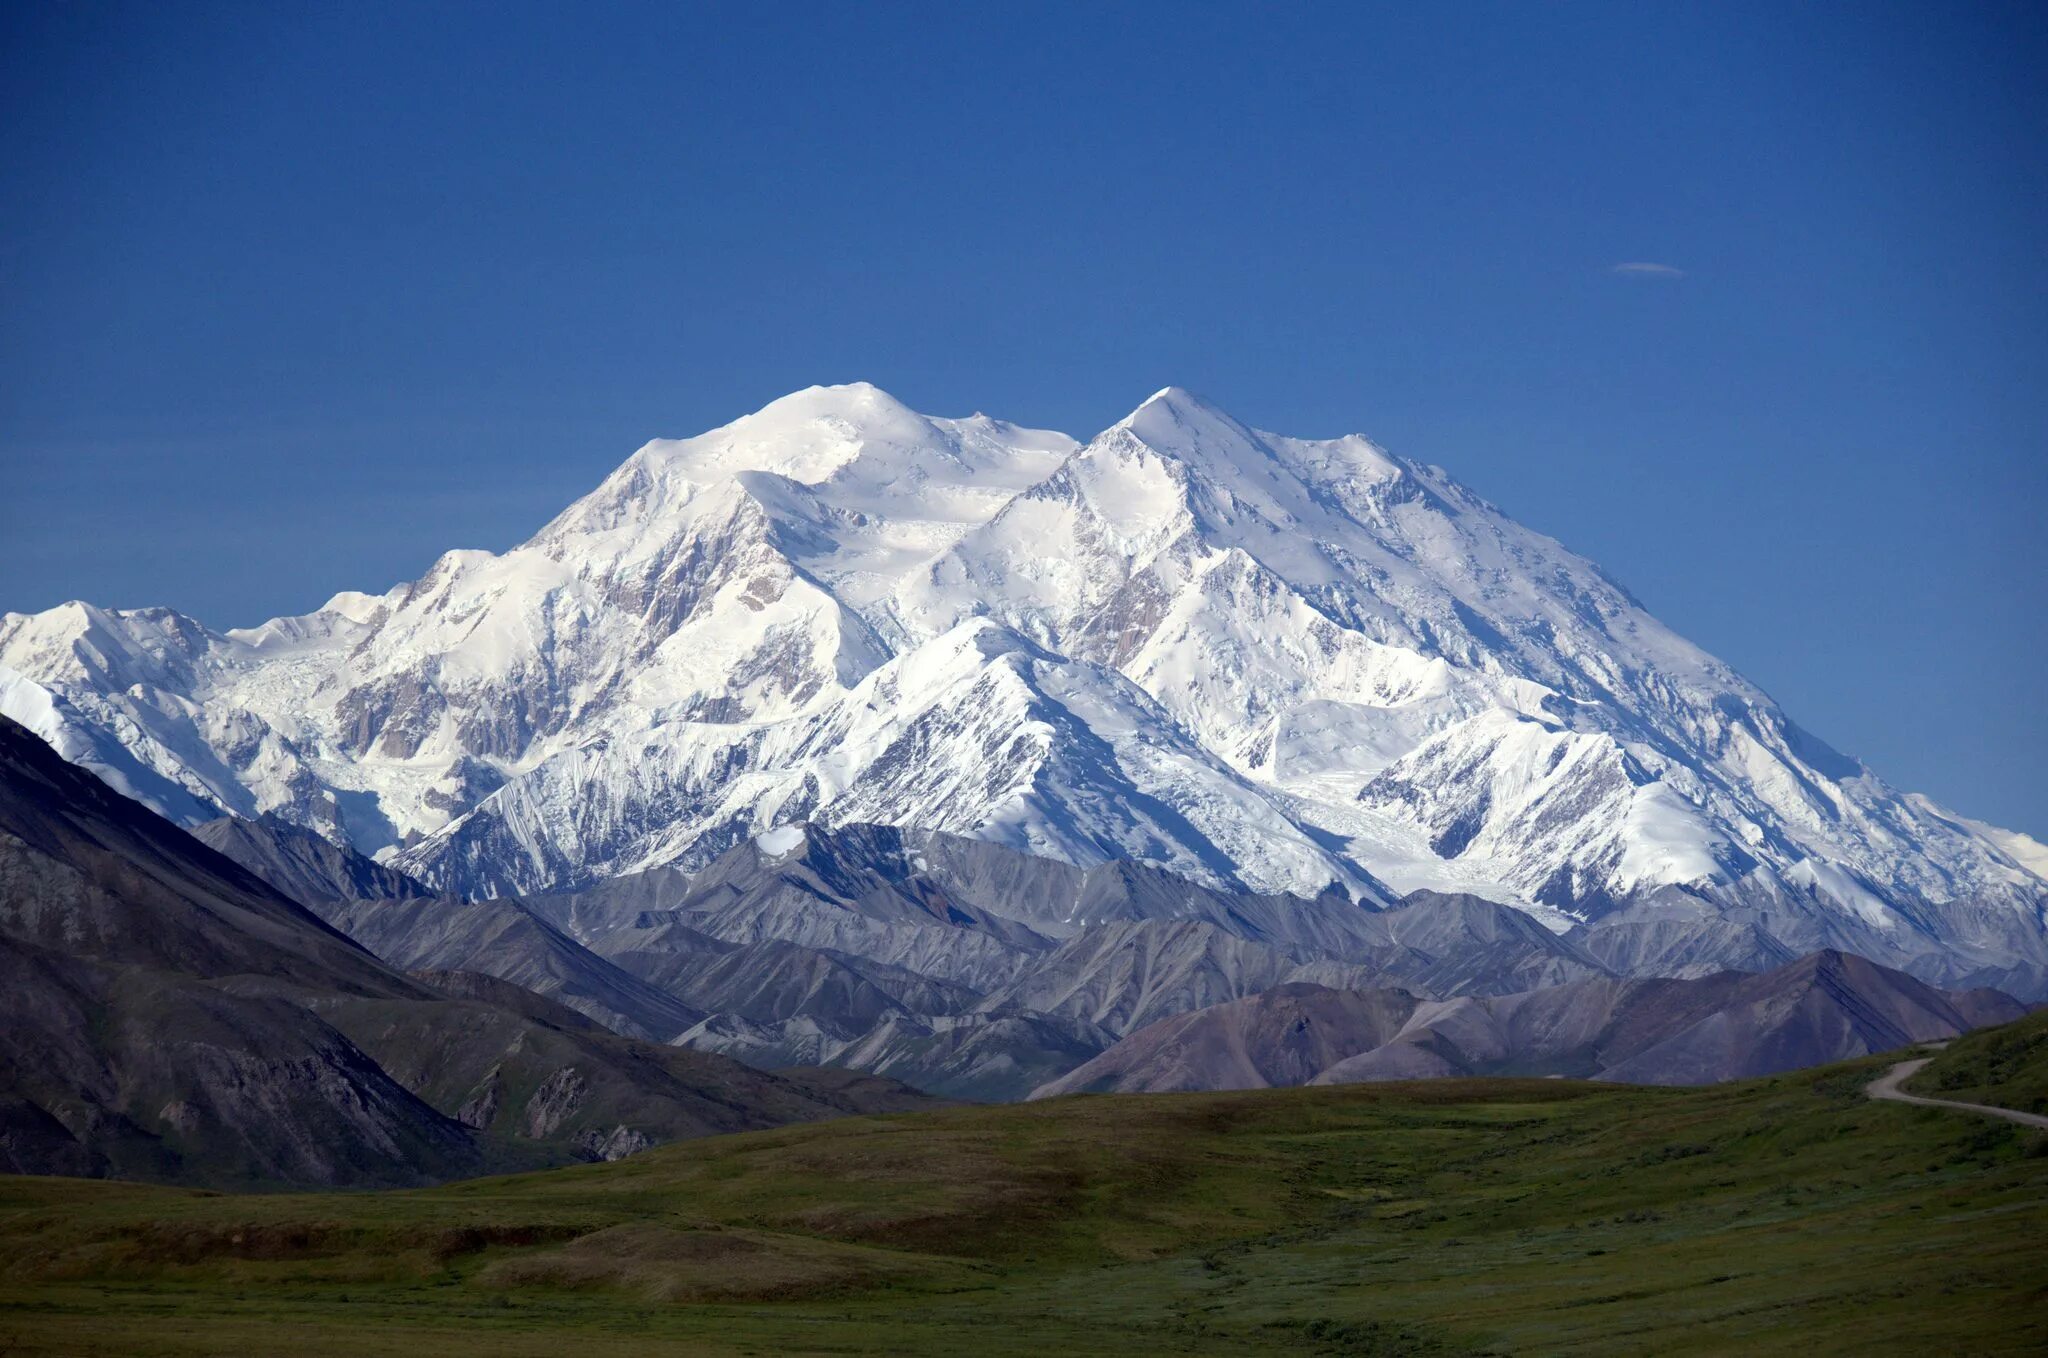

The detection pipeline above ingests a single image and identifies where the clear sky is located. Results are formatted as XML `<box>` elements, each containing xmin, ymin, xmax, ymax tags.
<box><xmin>2</xmin><ymin>2</ymin><xmax>2043</xmax><ymax>834</ymax></box>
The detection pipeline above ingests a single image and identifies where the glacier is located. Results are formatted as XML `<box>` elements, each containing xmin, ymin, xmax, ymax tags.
<box><xmin>4</xmin><ymin>381</ymin><xmax>2045</xmax><ymax>993</ymax></box>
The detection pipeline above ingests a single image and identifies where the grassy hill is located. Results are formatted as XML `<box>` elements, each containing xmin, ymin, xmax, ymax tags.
<box><xmin>1909</xmin><ymin>1007</ymin><xmax>2048</xmax><ymax>1116</ymax></box>
<box><xmin>0</xmin><ymin>1050</ymin><xmax>2043</xmax><ymax>1356</ymax></box>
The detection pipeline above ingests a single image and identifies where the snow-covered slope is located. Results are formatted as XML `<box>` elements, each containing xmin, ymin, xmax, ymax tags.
<box><xmin>5</xmin><ymin>382</ymin><xmax>2045</xmax><ymax>993</ymax></box>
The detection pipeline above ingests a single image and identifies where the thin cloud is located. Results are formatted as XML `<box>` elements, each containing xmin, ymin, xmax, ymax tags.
<box><xmin>1609</xmin><ymin>261</ymin><xmax>1686</xmax><ymax>279</ymax></box>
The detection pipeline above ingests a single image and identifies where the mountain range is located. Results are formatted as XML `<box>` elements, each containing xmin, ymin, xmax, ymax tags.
<box><xmin>0</xmin><ymin>715</ymin><xmax>932</xmax><ymax>1186</ymax></box>
<box><xmin>4</xmin><ymin>383</ymin><xmax>2043</xmax><ymax>1002</ymax></box>
<box><xmin>3</xmin><ymin>382</ymin><xmax>2045</xmax><ymax>1185</ymax></box>
<box><xmin>1033</xmin><ymin>952</ymin><xmax>2026</xmax><ymax>1097</ymax></box>
<box><xmin>0</xmin><ymin>679</ymin><xmax>2030</xmax><ymax>1182</ymax></box>
<box><xmin>179</xmin><ymin>808</ymin><xmax>2025</xmax><ymax>1105</ymax></box>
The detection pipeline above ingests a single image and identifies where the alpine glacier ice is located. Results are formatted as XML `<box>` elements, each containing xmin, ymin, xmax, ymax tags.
<box><xmin>4</xmin><ymin>381</ymin><xmax>2044</xmax><ymax>992</ymax></box>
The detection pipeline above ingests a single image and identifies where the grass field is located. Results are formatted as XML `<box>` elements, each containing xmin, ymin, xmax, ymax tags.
<box><xmin>1</xmin><ymin>1044</ymin><xmax>2044</xmax><ymax>1356</ymax></box>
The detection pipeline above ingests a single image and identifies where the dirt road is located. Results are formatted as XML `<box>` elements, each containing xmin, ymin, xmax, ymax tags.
<box><xmin>1866</xmin><ymin>1055</ymin><xmax>2048</xmax><ymax>1130</ymax></box>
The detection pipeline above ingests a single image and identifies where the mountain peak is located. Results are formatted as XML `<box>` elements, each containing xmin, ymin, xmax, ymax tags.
<box><xmin>1108</xmin><ymin>387</ymin><xmax>1274</xmax><ymax>479</ymax></box>
<box><xmin>727</xmin><ymin>380</ymin><xmax>930</xmax><ymax>445</ymax></box>
<box><xmin>754</xmin><ymin>380</ymin><xmax>907</xmax><ymax>419</ymax></box>
<box><xmin>1117</xmin><ymin>385</ymin><xmax>1236</xmax><ymax>435</ymax></box>
<box><xmin>632</xmin><ymin>381</ymin><xmax>935</xmax><ymax>488</ymax></box>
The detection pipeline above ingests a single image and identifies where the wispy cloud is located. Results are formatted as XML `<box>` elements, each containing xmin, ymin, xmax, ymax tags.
<box><xmin>1609</xmin><ymin>261</ymin><xmax>1686</xmax><ymax>279</ymax></box>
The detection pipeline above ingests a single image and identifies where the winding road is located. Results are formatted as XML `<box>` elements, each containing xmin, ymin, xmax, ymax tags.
<box><xmin>1866</xmin><ymin>1053</ymin><xmax>2048</xmax><ymax>1130</ymax></box>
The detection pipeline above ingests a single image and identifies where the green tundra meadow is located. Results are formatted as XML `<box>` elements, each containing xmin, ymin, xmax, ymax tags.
<box><xmin>2</xmin><ymin>1024</ymin><xmax>2045</xmax><ymax>1357</ymax></box>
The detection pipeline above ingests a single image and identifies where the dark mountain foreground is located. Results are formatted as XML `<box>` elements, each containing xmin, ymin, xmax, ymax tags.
<box><xmin>191</xmin><ymin>813</ymin><xmax>431</xmax><ymax>907</ymax></box>
<box><xmin>0</xmin><ymin>1027</ymin><xmax>2042</xmax><ymax>1356</ymax></box>
<box><xmin>0</xmin><ymin>717</ymin><xmax>935</xmax><ymax>1187</ymax></box>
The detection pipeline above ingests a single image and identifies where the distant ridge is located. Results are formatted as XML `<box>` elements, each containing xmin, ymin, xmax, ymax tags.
<box><xmin>1031</xmin><ymin>952</ymin><xmax>2025</xmax><ymax>1097</ymax></box>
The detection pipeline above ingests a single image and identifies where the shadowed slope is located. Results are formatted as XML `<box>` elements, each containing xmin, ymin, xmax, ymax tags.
<box><xmin>0</xmin><ymin>716</ymin><xmax>942</xmax><ymax>1186</ymax></box>
<box><xmin>0</xmin><ymin>717</ymin><xmax>401</xmax><ymax>996</ymax></box>
<box><xmin>193</xmin><ymin>814</ymin><xmax>429</xmax><ymax>906</ymax></box>
<box><xmin>318</xmin><ymin>894</ymin><xmax>706</xmax><ymax>1041</ymax></box>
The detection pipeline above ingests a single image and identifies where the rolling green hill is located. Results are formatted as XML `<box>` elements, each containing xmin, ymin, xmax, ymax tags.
<box><xmin>1909</xmin><ymin>1008</ymin><xmax>2048</xmax><ymax>1117</ymax></box>
<box><xmin>1</xmin><ymin>1050</ymin><xmax>2043</xmax><ymax>1356</ymax></box>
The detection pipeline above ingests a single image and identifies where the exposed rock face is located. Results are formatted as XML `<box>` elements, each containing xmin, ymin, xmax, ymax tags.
<box><xmin>518</xmin><ymin>867</ymin><xmax>695</xmax><ymax>943</ymax></box>
<box><xmin>623</xmin><ymin>824</ymin><xmax>1062</xmax><ymax>992</ymax></box>
<box><xmin>523</xmin><ymin>1067</ymin><xmax>589</xmax><ymax>1138</ymax></box>
<box><xmin>455</xmin><ymin>1067</ymin><xmax>504</xmax><ymax>1129</ymax></box>
<box><xmin>5</xmin><ymin>383</ymin><xmax>2042</xmax><ymax>995</ymax></box>
<box><xmin>1328</xmin><ymin>890</ymin><xmax>1607</xmax><ymax>996</ymax></box>
<box><xmin>1310</xmin><ymin>975</ymin><xmax>1758</xmax><ymax>1085</ymax></box>
<box><xmin>194</xmin><ymin>812</ymin><xmax>707</xmax><ymax>1040</ymax></box>
<box><xmin>0</xmin><ymin>714</ymin><xmax>468</xmax><ymax>1186</ymax></box>
<box><xmin>578</xmin><ymin>1125</ymin><xmax>653</xmax><ymax>1161</ymax></box>
<box><xmin>570</xmin><ymin>825</ymin><xmax>1597</xmax><ymax>1017</ymax></box>
<box><xmin>158</xmin><ymin>1100</ymin><xmax>202</xmax><ymax>1134</ymax></box>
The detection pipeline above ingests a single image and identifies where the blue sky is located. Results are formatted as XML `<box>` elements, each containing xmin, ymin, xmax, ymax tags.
<box><xmin>2</xmin><ymin>2</ymin><xmax>2043</xmax><ymax>833</ymax></box>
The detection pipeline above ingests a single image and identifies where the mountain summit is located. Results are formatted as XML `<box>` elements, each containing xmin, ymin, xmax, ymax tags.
<box><xmin>4</xmin><ymin>385</ymin><xmax>2044</xmax><ymax>995</ymax></box>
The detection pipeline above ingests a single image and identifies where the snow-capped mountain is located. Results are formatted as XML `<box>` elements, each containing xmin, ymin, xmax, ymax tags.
<box><xmin>4</xmin><ymin>382</ymin><xmax>2045</xmax><ymax>992</ymax></box>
